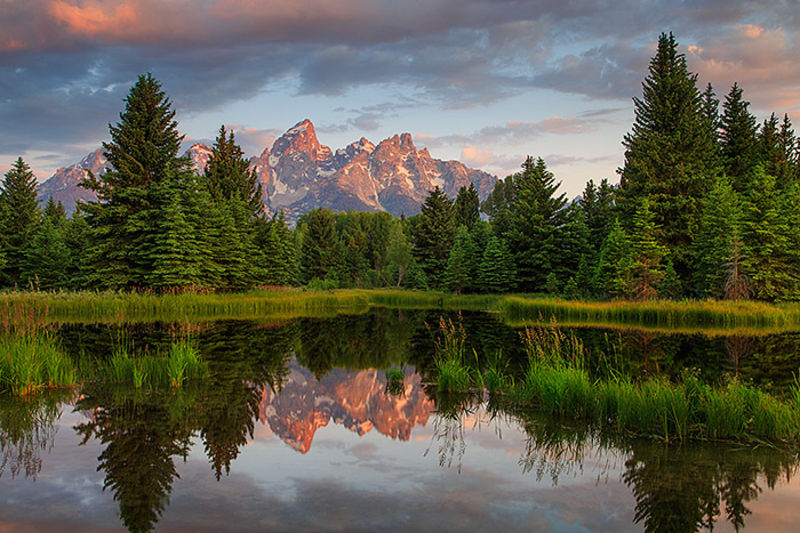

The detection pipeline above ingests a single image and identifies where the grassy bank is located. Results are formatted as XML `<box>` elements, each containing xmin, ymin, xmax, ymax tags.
<box><xmin>431</xmin><ymin>324</ymin><xmax>800</xmax><ymax>446</ymax></box>
<box><xmin>3</xmin><ymin>289</ymin><xmax>800</xmax><ymax>333</ymax></box>
<box><xmin>501</xmin><ymin>296</ymin><xmax>800</xmax><ymax>333</ymax></box>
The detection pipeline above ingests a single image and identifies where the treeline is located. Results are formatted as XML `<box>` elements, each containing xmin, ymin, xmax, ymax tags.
<box><xmin>1</xmin><ymin>33</ymin><xmax>799</xmax><ymax>299</ymax></box>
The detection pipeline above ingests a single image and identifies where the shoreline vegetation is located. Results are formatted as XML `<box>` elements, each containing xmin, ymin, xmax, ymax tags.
<box><xmin>432</xmin><ymin>321</ymin><xmax>800</xmax><ymax>447</ymax></box>
<box><xmin>2</xmin><ymin>288</ymin><xmax>800</xmax><ymax>334</ymax></box>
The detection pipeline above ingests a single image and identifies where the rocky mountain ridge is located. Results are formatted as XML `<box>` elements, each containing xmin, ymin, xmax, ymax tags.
<box><xmin>37</xmin><ymin>119</ymin><xmax>497</xmax><ymax>220</ymax></box>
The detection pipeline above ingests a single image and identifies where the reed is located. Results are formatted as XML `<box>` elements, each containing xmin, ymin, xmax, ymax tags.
<box><xmin>501</xmin><ymin>296</ymin><xmax>800</xmax><ymax>332</ymax></box>
<box><xmin>100</xmin><ymin>339</ymin><xmax>207</xmax><ymax>389</ymax></box>
<box><xmin>513</xmin><ymin>327</ymin><xmax>800</xmax><ymax>445</ymax></box>
<box><xmin>0</xmin><ymin>333</ymin><xmax>76</xmax><ymax>395</ymax></box>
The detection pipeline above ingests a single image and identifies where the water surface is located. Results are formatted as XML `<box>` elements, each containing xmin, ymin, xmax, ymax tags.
<box><xmin>2</xmin><ymin>310</ymin><xmax>800</xmax><ymax>532</ymax></box>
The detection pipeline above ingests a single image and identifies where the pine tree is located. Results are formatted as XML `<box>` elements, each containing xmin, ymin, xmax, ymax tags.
<box><xmin>477</xmin><ymin>235</ymin><xmax>516</xmax><ymax>293</ymax></box>
<box><xmin>629</xmin><ymin>199</ymin><xmax>668</xmax><ymax>300</ymax></box>
<box><xmin>700</xmin><ymin>83</ymin><xmax>722</xmax><ymax>168</ymax></box>
<box><xmin>454</xmin><ymin>183</ymin><xmax>480</xmax><ymax>230</ymax></box>
<box><xmin>778</xmin><ymin>114</ymin><xmax>798</xmax><ymax>185</ymax></box>
<box><xmin>444</xmin><ymin>225</ymin><xmax>473</xmax><ymax>293</ymax></box>
<box><xmin>618</xmin><ymin>33</ymin><xmax>717</xmax><ymax>269</ymax></box>
<box><xmin>411</xmin><ymin>186</ymin><xmax>455</xmax><ymax>289</ymax></box>
<box><xmin>503</xmin><ymin>157</ymin><xmax>570</xmax><ymax>291</ymax></box>
<box><xmin>299</xmin><ymin>208</ymin><xmax>340</xmax><ymax>284</ymax></box>
<box><xmin>690</xmin><ymin>176</ymin><xmax>745</xmax><ymax>298</ymax></box>
<box><xmin>759</xmin><ymin>113</ymin><xmax>783</xmax><ymax>178</ymax></box>
<box><xmin>144</xmin><ymin>172</ymin><xmax>203</xmax><ymax>290</ymax></box>
<box><xmin>21</xmin><ymin>218</ymin><xmax>70</xmax><ymax>290</ymax></box>
<box><xmin>719</xmin><ymin>83</ymin><xmax>759</xmax><ymax>192</ymax></box>
<box><xmin>592</xmin><ymin>219</ymin><xmax>634</xmax><ymax>299</ymax></box>
<box><xmin>260</xmin><ymin>210</ymin><xmax>296</xmax><ymax>286</ymax></box>
<box><xmin>205</xmin><ymin>125</ymin><xmax>264</xmax><ymax>218</ymax></box>
<box><xmin>80</xmin><ymin>73</ymin><xmax>190</xmax><ymax>289</ymax></box>
<box><xmin>0</xmin><ymin>157</ymin><xmax>40</xmax><ymax>286</ymax></box>
<box><xmin>579</xmin><ymin>178</ymin><xmax>616</xmax><ymax>252</ymax></box>
<box><xmin>43</xmin><ymin>197</ymin><xmax>67</xmax><ymax>226</ymax></box>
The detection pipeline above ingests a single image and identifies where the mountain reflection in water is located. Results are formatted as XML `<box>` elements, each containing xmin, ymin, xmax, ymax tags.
<box><xmin>1</xmin><ymin>311</ymin><xmax>800</xmax><ymax>532</ymax></box>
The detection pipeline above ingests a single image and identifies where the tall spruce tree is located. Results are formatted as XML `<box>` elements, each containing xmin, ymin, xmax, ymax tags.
<box><xmin>203</xmin><ymin>126</ymin><xmax>264</xmax><ymax>289</ymax></box>
<box><xmin>454</xmin><ymin>183</ymin><xmax>480</xmax><ymax>230</ymax></box>
<box><xmin>618</xmin><ymin>33</ymin><xmax>717</xmax><ymax>274</ymax></box>
<box><xmin>629</xmin><ymin>199</ymin><xmax>668</xmax><ymax>300</ymax></box>
<box><xmin>690</xmin><ymin>176</ymin><xmax>745</xmax><ymax>298</ymax></box>
<box><xmin>299</xmin><ymin>208</ymin><xmax>340</xmax><ymax>284</ymax></box>
<box><xmin>411</xmin><ymin>186</ymin><xmax>455</xmax><ymax>289</ymax></box>
<box><xmin>778</xmin><ymin>114</ymin><xmax>798</xmax><ymax>184</ymax></box>
<box><xmin>503</xmin><ymin>157</ymin><xmax>569</xmax><ymax>291</ymax></box>
<box><xmin>592</xmin><ymin>219</ymin><xmax>634</xmax><ymax>299</ymax></box>
<box><xmin>478</xmin><ymin>235</ymin><xmax>516</xmax><ymax>293</ymax></box>
<box><xmin>81</xmin><ymin>73</ymin><xmax>193</xmax><ymax>290</ymax></box>
<box><xmin>742</xmin><ymin>168</ymin><xmax>800</xmax><ymax>301</ymax></box>
<box><xmin>260</xmin><ymin>210</ymin><xmax>296</xmax><ymax>286</ymax></box>
<box><xmin>719</xmin><ymin>83</ymin><xmax>759</xmax><ymax>193</ymax></box>
<box><xmin>204</xmin><ymin>125</ymin><xmax>264</xmax><ymax>218</ymax></box>
<box><xmin>0</xmin><ymin>158</ymin><xmax>40</xmax><ymax>287</ymax></box>
<box><xmin>444</xmin><ymin>225</ymin><xmax>476</xmax><ymax>293</ymax></box>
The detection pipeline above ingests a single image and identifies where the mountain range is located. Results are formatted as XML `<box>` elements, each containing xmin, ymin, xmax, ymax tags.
<box><xmin>37</xmin><ymin>119</ymin><xmax>497</xmax><ymax>221</ymax></box>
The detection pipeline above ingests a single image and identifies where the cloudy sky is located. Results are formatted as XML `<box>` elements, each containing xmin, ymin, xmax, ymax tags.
<box><xmin>1</xmin><ymin>0</ymin><xmax>798</xmax><ymax>197</ymax></box>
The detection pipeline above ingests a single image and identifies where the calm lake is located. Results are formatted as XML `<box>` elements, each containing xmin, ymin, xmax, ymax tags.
<box><xmin>2</xmin><ymin>309</ymin><xmax>800</xmax><ymax>532</ymax></box>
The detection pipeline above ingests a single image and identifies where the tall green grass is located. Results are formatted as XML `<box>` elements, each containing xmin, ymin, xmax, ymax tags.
<box><xmin>4</xmin><ymin>289</ymin><xmax>800</xmax><ymax>334</ymax></box>
<box><xmin>100</xmin><ymin>339</ymin><xmax>208</xmax><ymax>388</ymax></box>
<box><xmin>0</xmin><ymin>334</ymin><xmax>76</xmax><ymax>395</ymax></box>
<box><xmin>514</xmin><ymin>326</ymin><xmax>800</xmax><ymax>445</ymax></box>
<box><xmin>501</xmin><ymin>296</ymin><xmax>800</xmax><ymax>333</ymax></box>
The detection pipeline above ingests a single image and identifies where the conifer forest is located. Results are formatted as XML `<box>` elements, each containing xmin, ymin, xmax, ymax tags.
<box><xmin>2</xmin><ymin>33</ymin><xmax>798</xmax><ymax>301</ymax></box>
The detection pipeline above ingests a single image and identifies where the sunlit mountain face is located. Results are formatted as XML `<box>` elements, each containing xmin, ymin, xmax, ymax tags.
<box><xmin>36</xmin><ymin>119</ymin><xmax>496</xmax><ymax>221</ymax></box>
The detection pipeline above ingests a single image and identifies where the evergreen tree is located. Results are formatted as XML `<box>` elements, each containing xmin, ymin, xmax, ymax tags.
<box><xmin>43</xmin><ymin>197</ymin><xmax>67</xmax><ymax>225</ymax></box>
<box><xmin>260</xmin><ymin>210</ymin><xmax>296</xmax><ymax>286</ymax></box>
<box><xmin>21</xmin><ymin>217</ymin><xmax>70</xmax><ymax>290</ymax></box>
<box><xmin>203</xmin><ymin>126</ymin><xmax>264</xmax><ymax>289</ymax></box>
<box><xmin>759</xmin><ymin>113</ymin><xmax>783</xmax><ymax>178</ymax></box>
<box><xmin>719</xmin><ymin>83</ymin><xmax>759</xmax><ymax>192</ymax></box>
<box><xmin>503</xmin><ymin>157</ymin><xmax>570</xmax><ymax>291</ymax></box>
<box><xmin>778</xmin><ymin>114</ymin><xmax>798</xmax><ymax>185</ymax></box>
<box><xmin>742</xmin><ymin>168</ymin><xmax>800</xmax><ymax>300</ymax></box>
<box><xmin>0</xmin><ymin>158</ymin><xmax>40</xmax><ymax>287</ymax></box>
<box><xmin>443</xmin><ymin>225</ymin><xmax>473</xmax><ymax>293</ymax></box>
<box><xmin>454</xmin><ymin>183</ymin><xmax>480</xmax><ymax>230</ymax></box>
<box><xmin>700</xmin><ymin>83</ymin><xmax>722</xmax><ymax>168</ymax></box>
<box><xmin>629</xmin><ymin>199</ymin><xmax>668</xmax><ymax>300</ymax></box>
<box><xmin>64</xmin><ymin>212</ymin><xmax>91</xmax><ymax>289</ymax></box>
<box><xmin>411</xmin><ymin>186</ymin><xmax>455</xmax><ymax>289</ymax></box>
<box><xmin>144</xmin><ymin>172</ymin><xmax>203</xmax><ymax>290</ymax></box>
<box><xmin>81</xmin><ymin>73</ymin><xmax>191</xmax><ymax>289</ymax></box>
<box><xmin>618</xmin><ymin>33</ymin><xmax>717</xmax><ymax>270</ymax></box>
<box><xmin>299</xmin><ymin>208</ymin><xmax>340</xmax><ymax>284</ymax></box>
<box><xmin>204</xmin><ymin>125</ymin><xmax>264</xmax><ymax>218</ymax></box>
<box><xmin>690</xmin><ymin>176</ymin><xmax>745</xmax><ymax>298</ymax></box>
<box><xmin>477</xmin><ymin>235</ymin><xmax>516</xmax><ymax>293</ymax></box>
<box><xmin>579</xmin><ymin>178</ymin><xmax>616</xmax><ymax>252</ymax></box>
<box><xmin>592</xmin><ymin>219</ymin><xmax>634</xmax><ymax>299</ymax></box>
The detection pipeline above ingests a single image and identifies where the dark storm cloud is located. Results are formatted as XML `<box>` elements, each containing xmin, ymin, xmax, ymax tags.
<box><xmin>1</xmin><ymin>0</ymin><xmax>799</xmax><ymax>169</ymax></box>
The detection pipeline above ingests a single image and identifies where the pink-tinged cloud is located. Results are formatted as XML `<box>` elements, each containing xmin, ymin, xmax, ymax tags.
<box><xmin>49</xmin><ymin>1</ymin><xmax>138</xmax><ymax>37</ymax></box>
<box><xmin>688</xmin><ymin>25</ymin><xmax>800</xmax><ymax>112</ymax></box>
<box><xmin>460</xmin><ymin>145</ymin><xmax>494</xmax><ymax>167</ymax></box>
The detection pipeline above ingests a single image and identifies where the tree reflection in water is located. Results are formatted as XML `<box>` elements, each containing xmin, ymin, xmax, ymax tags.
<box><xmin>431</xmin><ymin>395</ymin><xmax>799</xmax><ymax>533</ymax></box>
<box><xmin>0</xmin><ymin>391</ymin><xmax>69</xmax><ymax>480</ymax></box>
